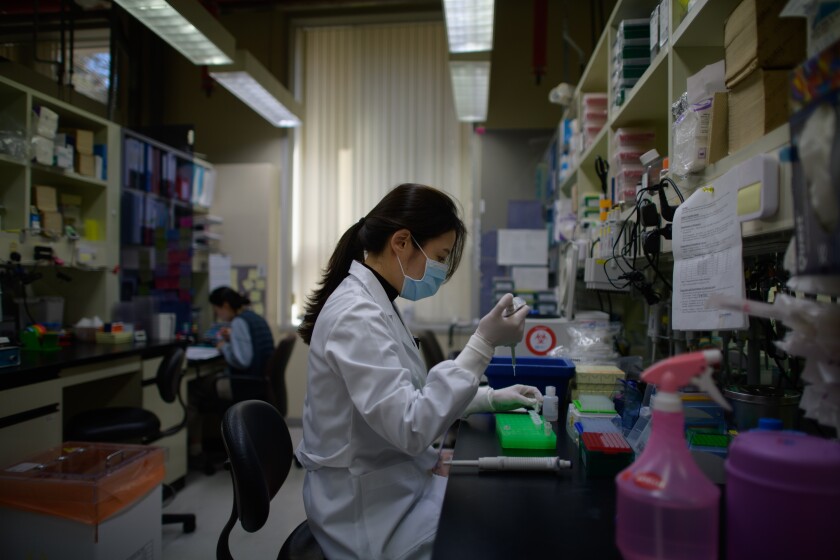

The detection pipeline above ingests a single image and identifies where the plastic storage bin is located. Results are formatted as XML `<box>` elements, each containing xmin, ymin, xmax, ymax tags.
<box><xmin>485</xmin><ymin>356</ymin><xmax>575</xmax><ymax>401</ymax></box>
<box><xmin>0</xmin><ymin>442</ymin><xmax>164</xmax><ymax>560</ymax></box>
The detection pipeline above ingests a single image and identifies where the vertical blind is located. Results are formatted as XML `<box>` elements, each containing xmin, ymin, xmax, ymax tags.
<box><xmin>293</xmin><ymin>20</ymin><xmax>475</xmax><ymax>325</ymax></box>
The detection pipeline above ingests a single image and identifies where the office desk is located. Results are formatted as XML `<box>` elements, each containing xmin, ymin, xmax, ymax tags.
<box><xmin>0</xmin><ymin>341</ymin><xmax>188</xmax><ymax>482</ymax></box>
<box><xmin>432</xmin><ymin>413</ymin><xmax>621</xmax><ymax>559</ymax></box>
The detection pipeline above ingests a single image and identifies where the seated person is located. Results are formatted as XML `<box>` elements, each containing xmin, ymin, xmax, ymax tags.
<box><xmin>188</xmin><ymin>286</ymin><xmax>275</xmax><ymax>458</ymax></box>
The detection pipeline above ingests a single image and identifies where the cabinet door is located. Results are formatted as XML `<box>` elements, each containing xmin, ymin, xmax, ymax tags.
<box><xmin>0</xmin><ymin>379</ymin><xmax>62</xmax><ymax>466</ymax></box>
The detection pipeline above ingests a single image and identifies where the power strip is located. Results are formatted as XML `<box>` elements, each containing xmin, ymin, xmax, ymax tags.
<box><xmin>584</xmin><ymin>257</ymin><xmax>630</xmax><ymax>292</ymax></box>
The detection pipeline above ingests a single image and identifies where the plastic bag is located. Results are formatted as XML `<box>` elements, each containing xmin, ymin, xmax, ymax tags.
<box><xmin>0</xmin><ymin>113</ymin><xmax>28</xmax><ymax>161</ymax></box>
<box><xmin>672</xmin><ymin>96</ymin><xmax>713</xmax><ymax>176</ymax></box>
<box><xmin>548</xmin><ymin>320</ymin><xmax>621</xmax><ymax>364</ymax></box>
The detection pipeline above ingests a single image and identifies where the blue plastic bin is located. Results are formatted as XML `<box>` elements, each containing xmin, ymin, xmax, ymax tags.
<box><xmin>485</xmin><ymin>356</ymin><xmax>576</xmax><ymax>402</ymax></box>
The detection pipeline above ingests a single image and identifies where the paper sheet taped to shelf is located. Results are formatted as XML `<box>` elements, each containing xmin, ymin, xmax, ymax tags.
<box><xmin>671</xmin><ymin>184</ymin><xmax>747</xmax><ymax>330</ymax></box>
<box><xmin>497</xmin><ymin>229</ymin><xmax>548</xmax><ymax>266</ymax></box>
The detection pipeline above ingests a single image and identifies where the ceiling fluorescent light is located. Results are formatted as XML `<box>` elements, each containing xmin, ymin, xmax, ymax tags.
<box><xmin>443</xmin><ymin>0</ymin><xmax>495</xmax><ymax>53</ymax></box>
<box><xmin>449</xmin><ymin>59</ymin><xmax>490</xmax><ymax>122</ymax></box>
<box><xmin>209</xmin><ymin>50</ymin><xmax>303</xmax><ymax>127</ymax></box>
<box><xmin>113</xmin><ymin>0</ymin><xmax>235</xmax><ymax>65</ymax></box>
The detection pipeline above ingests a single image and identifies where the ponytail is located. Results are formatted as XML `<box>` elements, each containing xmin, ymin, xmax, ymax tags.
<box><xmin>298</xmin><ymin>183</ymin><xmax>466</xmax><ymax>345</ymax></box>
<box><xmin>298</xmin><ymin>220</ymin><xmax>366</xmax><ymax>344</ymax></box>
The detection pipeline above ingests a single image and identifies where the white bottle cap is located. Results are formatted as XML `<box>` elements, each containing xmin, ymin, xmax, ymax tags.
<box><xmin>546</xmin><ymin>386</ymin><xmax>556</xmax><ymax>397</ymax></box>
<box><xmin>640</xmin><ymin>149</ymin><xmax>661</xmax><ymax>166</ymax></box>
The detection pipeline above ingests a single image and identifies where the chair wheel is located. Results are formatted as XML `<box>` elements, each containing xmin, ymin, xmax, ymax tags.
<box><xmin>184</xmin><ymin>518</ymin><xmax>197</xmax><ymax>533</ymax></box>
<box><xmin>204</xmin><ymin>463</ymin><xmax>216</xmax><ymax>476</ymax></box>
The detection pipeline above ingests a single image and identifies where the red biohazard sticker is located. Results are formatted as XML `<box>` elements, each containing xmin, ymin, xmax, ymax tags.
<box><xmin>524</xmin><ymin>325</ymin><xmax>556</xmax><ymax>355</ymax></box>
<box><xmin>632</xmin><ymin>472</ymin><xmax>665</xmax><ymax>491</ymax></box>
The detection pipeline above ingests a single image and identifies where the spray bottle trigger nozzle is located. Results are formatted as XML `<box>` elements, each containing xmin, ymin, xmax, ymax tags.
<box><xmin>692</xmin><ymin>366</ymin><xmax>732</xmax><ymax>412</ymax></box>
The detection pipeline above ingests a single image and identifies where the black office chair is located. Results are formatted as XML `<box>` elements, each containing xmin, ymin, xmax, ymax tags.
<box><xmin>263</xmin><ymin>333</ymin><xmax>296</xmax><ymax>417</ymax></box>
<box><xmin>218</xmin><ymin>400</ymin><xmax>324</xmax><ymax>560</ymax></box>
<box><xmin>418</xmin><ymin>329</ymin><xmax>446</xmax><ymax>370</ymax></box>
<box><xmin>65</xmin><ymin>346</ymin><xmax>196</xmax><ymax>533</ymax></box>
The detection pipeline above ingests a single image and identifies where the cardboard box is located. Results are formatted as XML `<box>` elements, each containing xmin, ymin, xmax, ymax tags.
<box><xmin>33</xmin><ymin>105</ymin><xmax>58</xmax><ymax>139</ymax></box>
<box><xmin>75</xmin><ymin>152</ymin><xmax>96</xmax><ymax>177</ymax></box>
<box><xmin>706</xmin><ymin>91</ymin><xmax>728</xmax><ymax>164</ymax></box>
<box><xmin>728</xmin><ymin>69</ymin><xmax>789</xmax><ymax>154</ymax></box>
<box><xmin>0</xmin><ymin>487</ymin><xmax>161</xmax><ymax>560</ymax></box>
<box><xmin>62</xmin><ymin>128</ymin><xmax>94</xmax><ymax>155</ymax></box>
<box><xmin>54</xmin><ymin>143</ymin><xmax>74</xmax><ymax>169</ymax></box>
<box><xmin>724</xmin><ymin>0</ymin><xmax>806</xmax><ymax>87</ymax></box>
<box><xmin>41</xmin><ymin>210</ymin><xmax>63</xmax><ymax>235</ymax></box>
<box><xmin>34</xmin><ymin>185</ymin><xmax>58</xmax><ymax>211</ymax></box>
<box><xmin>31</xmin><ymin>135</ymin><xmax>54</xmax><ymax>165</ymax></box>
<box><xmin>0</xmin><ymin>442</ymin><xmax>163</xmax><ymax>560</ymax></box>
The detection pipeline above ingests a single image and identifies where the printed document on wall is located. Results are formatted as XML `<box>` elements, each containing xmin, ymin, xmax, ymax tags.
<box><xmin>672</xmin><ymin>185</ymin><xmax>747</xmax><ymax>330</ymax></box>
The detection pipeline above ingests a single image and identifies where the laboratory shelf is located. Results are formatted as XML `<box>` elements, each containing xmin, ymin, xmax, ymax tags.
<box><xmin>0</xmin><ymin>152</ymin><xmax>26</xmax><ymax>169</ymax></box>
<box><xmin>579</xmin><ymin>29</ymin><xmax>610</xmax><ymax>94</ymax></box>
<box><xmin>671</xmin><ymin>0</ymin><xmax>737</xmax><ymax>48</ymax></box>
<box><xmin>31</xmin><ymin>162</ymin><xmax>108</xmax><ymax>190</ymax></box>
<box><xmin>560</xmin><ymin>126</ymin><xmax>610</xmax><ymax>198</ymax></box>
<box><xmin>610</xmin><ymin>45</ymin><xmax>670</xmax><ymax>128</ymax></box>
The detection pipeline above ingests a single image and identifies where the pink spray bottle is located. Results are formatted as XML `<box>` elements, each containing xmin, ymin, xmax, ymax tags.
<box><xmin>615</xmin><ymin>349</ymin><xmax>731</xmax><ymax>560</ymax></box>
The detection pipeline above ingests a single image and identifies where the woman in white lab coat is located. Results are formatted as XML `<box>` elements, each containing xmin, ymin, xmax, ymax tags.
<box><xmin>296</xmin><ymin>183</ymin><xmax>541</xmax><ymax>560</ymax></box>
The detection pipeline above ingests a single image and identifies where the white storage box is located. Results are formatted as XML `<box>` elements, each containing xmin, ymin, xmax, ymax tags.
<box><xmin>0</xmin><ymin>442</ymin><xmax>164</xmax><ymax>560</ymax></box>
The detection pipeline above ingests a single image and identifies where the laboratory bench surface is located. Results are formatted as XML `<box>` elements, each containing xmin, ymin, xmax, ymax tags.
<box><xmin>432</xmin><ymin>413</ymin><xmax>622</xmax><ymax>559</ymax></box>
<box><xmin>0</xmin><ymin>340</ymin><xmax>185</xmax><ymax>391</ymax></box>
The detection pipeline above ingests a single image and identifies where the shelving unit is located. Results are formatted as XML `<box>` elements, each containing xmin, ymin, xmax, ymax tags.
<box><xmin>119</xmin><ymin>129</ymin><xmax>216</xmax><ymax>333</ymax></box>
<box><xmin>0</xmin><ymin>74</ymin><xmax>120</xmax><ymax>323</ymax></box>
<box><xmin>554</xmin><ymin>0</ymin><xmax>794</xmax><ymax>242</ymax></box>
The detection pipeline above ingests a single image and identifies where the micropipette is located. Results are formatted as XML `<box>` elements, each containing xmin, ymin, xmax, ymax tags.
<box><xmin>446</xmin><ymin>456</ymin><xmax>572</xmax><ymax>473</ymax></box>
<box><xmin>503</xmin><ymin>296</ymin><xmax>527</xmax><ymax>376</ymax></box>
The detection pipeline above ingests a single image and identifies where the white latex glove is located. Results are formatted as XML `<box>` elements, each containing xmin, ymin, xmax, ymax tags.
<box><xmin>475</xmin><ymin>293</ymin><xmax>529</xmax><ymax>348</ymax></box>
<box><xmin>488</xmin><ymin>384</ymin><xmax>543</xmax><ymax>412</ymax></box>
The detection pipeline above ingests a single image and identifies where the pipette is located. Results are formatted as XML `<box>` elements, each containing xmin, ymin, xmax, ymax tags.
<box><xmin>446</xmin><ymin>456</ymin><xmax>572</xmax><ymax>473</ymax></box>
<box><xmin>503</xmin><ymin>296</ymin><xmax>527</xmax><ymax>376</ymax></box>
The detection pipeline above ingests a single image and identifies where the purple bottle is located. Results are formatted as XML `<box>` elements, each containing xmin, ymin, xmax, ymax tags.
<box><xmin>726</xmin><ymin>429</ymin><xmax>840</xmax><ymax>559</ymax></box>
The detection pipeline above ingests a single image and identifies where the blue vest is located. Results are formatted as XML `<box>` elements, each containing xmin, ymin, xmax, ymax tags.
<box><xmin>230</xmin><ymin>309</ymin><xmax>275</xmax><ymax>401</ymax></box>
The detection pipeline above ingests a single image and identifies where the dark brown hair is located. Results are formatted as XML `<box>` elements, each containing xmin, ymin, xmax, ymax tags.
<box><xmin>209</xmin><ymin>286</ymin><xmax>250</xmax><ymax>310</ymax></box>
<box><xmin>298</xmin><ymin>183</ymin><xmax>467</xmax><ymax>344</ymax></box>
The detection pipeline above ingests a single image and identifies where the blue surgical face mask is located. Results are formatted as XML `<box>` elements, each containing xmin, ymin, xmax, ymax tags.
<box><xmin>397</xmin><ymin>239</ymin><xmax>448</xmax><ymax>301</ymax></box>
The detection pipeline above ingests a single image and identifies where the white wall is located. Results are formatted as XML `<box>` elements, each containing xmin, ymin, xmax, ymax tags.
<box><xmin>213</xmin><ymin>163</ymin><xmax>280</xmax><ymax>330</ymax></box>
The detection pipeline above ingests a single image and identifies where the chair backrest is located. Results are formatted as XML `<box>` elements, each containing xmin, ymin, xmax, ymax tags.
<box><xmin>156</xmin><ymin>346</ymin><xmax>186</xmax><ymax>403</ymax></box>
<box><xmin>418</xmin><ymin>329</ymin><xmax>445</xmax><ymax>370</ymax></box>
<box><xmin>263</xmin><ymin>334</ymin><xmax>296</xmax><ymax>416</ymax></box>
<box><xmin>218</xmin><ymin>400</ymin><xmax>294</xmax><ymax>560</ymax></box>
<box><xmin>154</xmin><ymin>346</ymin><xmax>187</xmax><ymax>440</ymax></box>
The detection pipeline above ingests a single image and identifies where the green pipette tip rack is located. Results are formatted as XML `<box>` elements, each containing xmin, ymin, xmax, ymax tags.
<box><xmin>495</xmin><ymin>413</ymin><xmax>556</xmax><ymax>450</ymax></box>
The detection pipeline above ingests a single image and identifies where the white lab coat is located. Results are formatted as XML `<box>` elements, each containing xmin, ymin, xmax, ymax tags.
<box><xmin>296</xmin><ymin>261</ymin><xmax>486</xmax><ymax>560</ymax></box>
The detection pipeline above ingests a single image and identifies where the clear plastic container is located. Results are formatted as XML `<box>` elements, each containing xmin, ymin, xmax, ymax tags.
<box><xmin>0</xmin><ymin>442</ymin><xmax>164</xmax><ymax>525</ymax></box>
<box><xmin>582</xmin><ymin>93</ymin><xmax>608</xmax><ymax>107</ymax></box>
<box><xmin>613</xmin><ymin>127</ymin><xmax>656</xmax><ymax>148</ymax></box>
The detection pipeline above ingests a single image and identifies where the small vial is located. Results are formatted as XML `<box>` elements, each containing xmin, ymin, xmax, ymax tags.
<box><xmin>543</xmin><ymin>420</ymin><xmax>553</xmax><ymax>436</ymax></box>
<box><xmin>543</xmin><ymin>386</ymin><xmax>559</xmax><ymax>422</ymax></box>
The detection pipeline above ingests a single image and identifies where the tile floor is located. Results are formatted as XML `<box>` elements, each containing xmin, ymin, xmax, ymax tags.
<box><xmin>161</xmin><ymin>427</ymin><xmax>306</xmax><ymax>559</ymax></box>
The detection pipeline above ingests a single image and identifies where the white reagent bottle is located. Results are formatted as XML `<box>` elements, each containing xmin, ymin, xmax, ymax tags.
<box><xmin>542</xmin><ymin>385</ymin><xmax>559</xmax><ymax>422</ymax></box>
